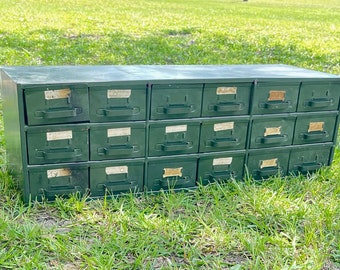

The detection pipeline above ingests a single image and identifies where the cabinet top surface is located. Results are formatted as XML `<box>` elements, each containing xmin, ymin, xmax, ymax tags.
<box><xmin>1</xmin><ymin>64</ymin><xmax>339</xmax><ymax>85</ymax></box>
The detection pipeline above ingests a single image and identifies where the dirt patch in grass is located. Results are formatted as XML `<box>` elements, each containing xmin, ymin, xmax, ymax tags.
<box><xmin>34</xmin><ymin>208</ymin><xmax>73</xmax><ymax>234</ymax></box>
<box><xmin>322</xmin><ymin>260</ymin><xmax>340</xmax><ymax>270</ymax></box>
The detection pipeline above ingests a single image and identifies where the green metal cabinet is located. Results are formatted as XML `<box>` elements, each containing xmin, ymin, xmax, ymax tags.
<box><xmin>247</xmin><ymin>148</ymin><xmax>290</xmax><ymax>179</ymax></box>
<box><xmin>249</xmin><ymin>115</ymin><xmax>296</xmax><ymax>149</ymax></box>
<box><xmin>150</xmin><ymin>84</ymin><xmax>203</xmax><ymax>120</ymax></box>
<box><xmin>293</xmin><ymin>112</ymin><xmax>338</xmax><ymax>145</ymax></box>
<box><xmin>90</xmin><ymin>159</ymin><xmax>144</xmax><ymax>197</ymax></box>
<box><xmin>298</xmin><ymin>81</ymin><xmax>340</xmax><ymax>112</ymax></box>
<box><xmin>199</xmin><ymin>116</ymin><xmax>249</xmax><ymax>152</ymax></box>
<box><xmin>252</xmin><ymin>81</ymin><xmax>299</xmax><ymax>115</ymax></box>
<box><xmin>28</xmin><ymin>164</ymin><xmax>89</xmax><ymax>201</ymax></box>
<box><xmin>197</xmin><ymin>151</ymin><xmax>246</xmax><ymax>185</ymax></box>
<box><xmin>146</xmin><ymin>156</ymin><xmax>197</xmax><ymax>191</ymax></box>
<box><xmin>289</xmin><ymin>144</ymin><xmax>334</xmax><ymax>175</ymax></box>
<box><xmin>148</xmin><ymin>121</ymin><xmax>200</xmax><ymax>156</ymax></box>
<box><xmin>1</xmin><ymin>64</ymin><xmax>339</xmax><ymax>202</ymax></box>
<box><xmin>24</xmin><ymin>84</ymin><xmax>89</xmax><ymax>126</ymax></box>
<box><xmin>89</xmin><ymin>83</ymin><xmax>147</xmax><ymax>122</ymax></box>
<box><xmin>90</xmin><ymin>122</ymin><xmax>146</xmax><ymax>160</ymax></box>
<box><xmin>201</xmin><ymin>82</ymin><xmax>252</xmax><ymax>116</ymax></box>
<box><xmin>26</xmin><ymin>124</ymin><xmax>89</xmax><ymax>165</ymax></box>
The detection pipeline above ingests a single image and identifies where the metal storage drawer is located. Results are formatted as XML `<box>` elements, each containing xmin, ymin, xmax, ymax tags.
<box><xmin>197</xmin><ymin>151</ymin><xmax>245</xmax><ymax>185</ymax></box>
<box><xmin>146</xmin><ymin>156</ymin><xmax>197</xmax><ymax>191</ymax></box>
<box><xmin>28</xmin><ymin>164</ymin><xmax>88</xmax><ymax>201</ymax></box>
<box><xmin>90</xmin><ymin>159</ymin><xmax>144</xmax><ymax>197</ymax></box>
<box><xmin>89</xmin><ymin>84</ymin><xmax>147</xmax><ymax>122</ymax></box>
<box><xmin>252</xmin><ymin>81</ymin><xmax>299</xmax><ymax>114</ymax></box>
<box><xmin>298</xmin><ymin>81</ymin><xmax>340</xmax><ymax>112</ymax></box>
<box><xmin>26</xmin><ymin>124</ymin><xmax>89</xmax><ymax>165</ymax></box>
<box><xmin>150</xmin><ymin>83</ymin><xmax>203</xmax><ymax>120</ymax></box>
<box><xmin>199</xmin><ymin>116</ymin><xmax>249</xmax><ymax>152</ymax></box>
<box><xmin>201</xmin><ymin>82</ymin><xmax>252</xmax><ymax>116</ymax></box>
<box><xmin>247</xmin><ymin>148</ymin><xmax>290</xmax><ymax>179</ymax></box>
<box><xmin>24</xmin><ymin>84</ymin><xmax>89</xmax><ymax>125</ymax></box>
<box><xmin>90</xmin><ymin>122</ymin><xmax>146</xmax><ymax>160</ymax></box>
<box><xmin>293</xmin><ymin>112</ymin><xmax>338</xmax><ymax>145</ymax></box>
<box><xmin>249</xmin><ymin>115</ymin><xmax>296</xmax><ymax>149</ymax></box>
<box><xmin>148</xmin><ymin>121</ymin><xmax>200</xmax><ymax>156</ymax></box>
<box><xmin>289</xmin><ymin>144</ymin><xmax>333</xmax><ymax>175</ymax></box>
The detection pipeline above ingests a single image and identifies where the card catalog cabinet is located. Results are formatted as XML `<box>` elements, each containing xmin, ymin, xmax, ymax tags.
<box><xmin>1</xmin><ymin>65</ymin><xmax>339</xmax><ymax>202</ymax></box>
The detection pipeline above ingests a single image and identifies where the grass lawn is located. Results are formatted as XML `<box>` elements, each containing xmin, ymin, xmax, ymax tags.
<box><xmin>0</xmin><ymin>0</ymin><xmax>339</xmax><ymax>268</ymax></box>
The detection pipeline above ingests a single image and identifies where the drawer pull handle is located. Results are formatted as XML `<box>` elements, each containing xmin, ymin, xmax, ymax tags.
<box><xmin>210</xmin><ymin>138</ymin><xmax>239</xmax><ymax>147</ymax></box>
<box><xmin>41</xmin><ymin>186</ymin><xmax>82</xmax><ymax>198</ymax></box>
<box><xmin>307</xmin><ymin>98</ymin><xmax>333</xmax><ymax>108</ymax></box>
<box><xmin>98</xmin><ymin>183</ymin><xmax>137</xmax><ymax>192</ymax></box>
<box><xmin>261</xmin><ymin>135</ymin><xmax>288</xmax><ymax>144</ymax></box>
<box><xmin>303</xmin><ymin>131</ymin><xmax>328</xmax><ymax>140</ymax></box>
<box><xmin>263</xmin><ymin>101</ymin><xmax>290</xmax><ymax>110</ymax></box>
<box><xmin>163</xmin><ymin>104</ymin><xmax>193</xmax><ymax>114</ymax></box>
<box><xmin>161</xmin><ymin>142</ymin><xmax>192</xmax><ymax>151</ymax></box>
<box><xmin>160</xmin><ymin>177</ymin><xmax>190</xmax><ymax>188</ymax></box>
<box><xmin>103</xmin><ymin>145</ymin><xmax>134</xmax><ymax>156</ymax></box>
<box><xmin>297</xmin><ymin>163</ymin><xmax>322</xmax><ymax>173</ymax></box>
<box><xmin>40</xmin><ymin>108</ymin><xmax>79</xmax><ymax>119</ymax></box>
<box><xmin>213</xmin><ymin>102</ymin><xmax>242</xmax><ymax>112</ymax></box>
<box><xmin>209</xmin><ymin>171</ymin><xmax>234</xmax><ymax>180</ymax></box>
<box><xmin>43</xmin><ymin>148</ymin><xmax>81</xmax><ymax>160</ymax></box>
<box><xmin>104</xmin><ymin>106</ymin><xmax>139</xmax><ymax>116</ymax></box>
<box><xmin>257</xmin><ymin>167</ymin><xmax>280</xmax><ymax>178</ymax></box>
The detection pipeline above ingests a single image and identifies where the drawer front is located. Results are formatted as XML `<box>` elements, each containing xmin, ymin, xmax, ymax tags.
<box><xmin>148</xmin><ymin>122</ymin><xmax>200</xmax><ymax>156</ymax></box>
<box><xmin>249</xmin><ymin>117</ymin><xmax>295</xmax><ymax>149</ymax></box>
<box><xmin>90</xmin><ymin>160</ymin><xmax>144</xmax><ymax>197</ymax></box>
<box><xmin>197</xmin><ymin>151</ymin><xmax>245</xmax><ymax>185</ymax></box>
<box><xmin>202</xmin><ymin>82</ymin><xmax>252</xmax><ymax>116</ymax></box>
<box><xmin>90</xmin><ymin>123</ymin><xmax>146</xmax><ymax>160</ymax></box>
<box><xmin>146</xmin><ymin>156</ymin><xmax>197</xmax><ymax>191</ymax></box>
<box><xmin>24</xmin><ymin>85</ymin><xmax>89</xmax><ymax>125</ymax></box>
<box><xmin>150</xmin><ymin>84</ymin><xmax>203</xmax><ymax>119</ymax></box>
<box><xmin>247</xmin><ymin>149</ymin><xmax>290</xmax><ymax>180</ymax></box>
<box><xmin>293</xmin><ymin>113</ymin><xmax>338</xmax><ymax>145</ymax></box>
<box><xmin>252</xmin><ymin>82</ymin><xmax>299</xmax><ymax>114</ymax></box>
<box><xmin>289</xmin><ymin>144</ymin><xmax>333</xmax><ymax>174</ymax></box>
<box><xmin>199</xmin><ymin>117</ymin><xmax>249</xmax><ymax>152</ymax></box>
<box><xmin>26</xmin><ymin>125</ymin><xmax>89</xmax><ymax>165</ymax></box>
<box><xmin>298</xmin><ymin>82</ymin><xmax>340</xmax><ymax>112</ymax></box>
<box><xmin>29</xmin><ymin>165</ymin><xmax>88</xmax><ymax>201</ymax></box>
<box><xmin>89</xmin><ymin>84</ymin><xmax>147</xmax><ymax>122</ymax></box>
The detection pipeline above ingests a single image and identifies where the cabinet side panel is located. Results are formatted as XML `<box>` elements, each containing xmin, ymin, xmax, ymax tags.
<box><xmin>1</xmin><ymin>70</ymin><xmax>26</xmax><ymax>197</ymax></box>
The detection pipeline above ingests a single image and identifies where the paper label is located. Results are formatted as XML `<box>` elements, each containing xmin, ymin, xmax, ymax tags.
<box><xmin>308</xmin><ymin>122</ymin><xmax>324</xmax><ymax>132</ymax></box>
<box><xmin>47</xmin><ymin>168</ymin><xmax>71</xmax><ymax>178</ymax></box>
<box><xmin>44</xmin><ymin>88</ymin><xmax>71</xmax><ymax>100</ymax></box>
<box><xmin>105</xmin><ymin>166</ymin><xmax>128</xmax><ymax>175</ymax></box>
<box><xmin>46</xmin><ymin>130</ymin><xmax>73</xmax><ymax>141</ymax></box>
<box><xmin>165</xmin><ymin>125</ymin><xmax>187</xmax><ymax>134</ymax></box>
<box><xmin>268</xmin><ymin>90</ymin><xmax>286</xmax><ymax>101</ymax></box>
<box><xmin>214</xmin><ymin>122</ymin><xmax>234</xmax><ymax>132</ymax></box>
<box><xmin>216</xmin><ymin>87</ymin><xmax>237</xmax><ymax>95</ymax></box>
<box><xmin>260</xmin><ymin>159</ymin><xmax>278</xmax><ymax>169</ymax></box>
<box><xmin>163</xmin><ymin>167</ymin><xmax>183</xmax><ymax>178</ymax></box>
<box><xmin>107</xmin><ymin>127</ymin><xmax>131</xmax><ymax>138</ymax></box>
<box><xmin>264</xmin><ymin>127</ymin><xmax>281</xmax><ymax>136</ymax></box>
<box><xmin>213</xmin><ymin>157</ymin><xmax>233</xmax><ymax>166</ymax></box>
<box><xmin>107</xmin><ymin>89</ymin><xmax>131</xmax><ymax>99</ymax></box>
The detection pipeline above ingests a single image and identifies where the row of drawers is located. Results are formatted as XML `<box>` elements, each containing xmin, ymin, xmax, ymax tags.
<box><xmin>25</xmin><ymin>112</ymin><xmax>338</xmax><ymax>165</ymax></box>
<box><xmin>28</xmin><ymin>143</ymin><xmax>334</xmax><ymax>201</ymax></box>
<box><xmin>24</xmin><ymin>81</ymin><xmax>340</xmax><ymax>125</ymax></box>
